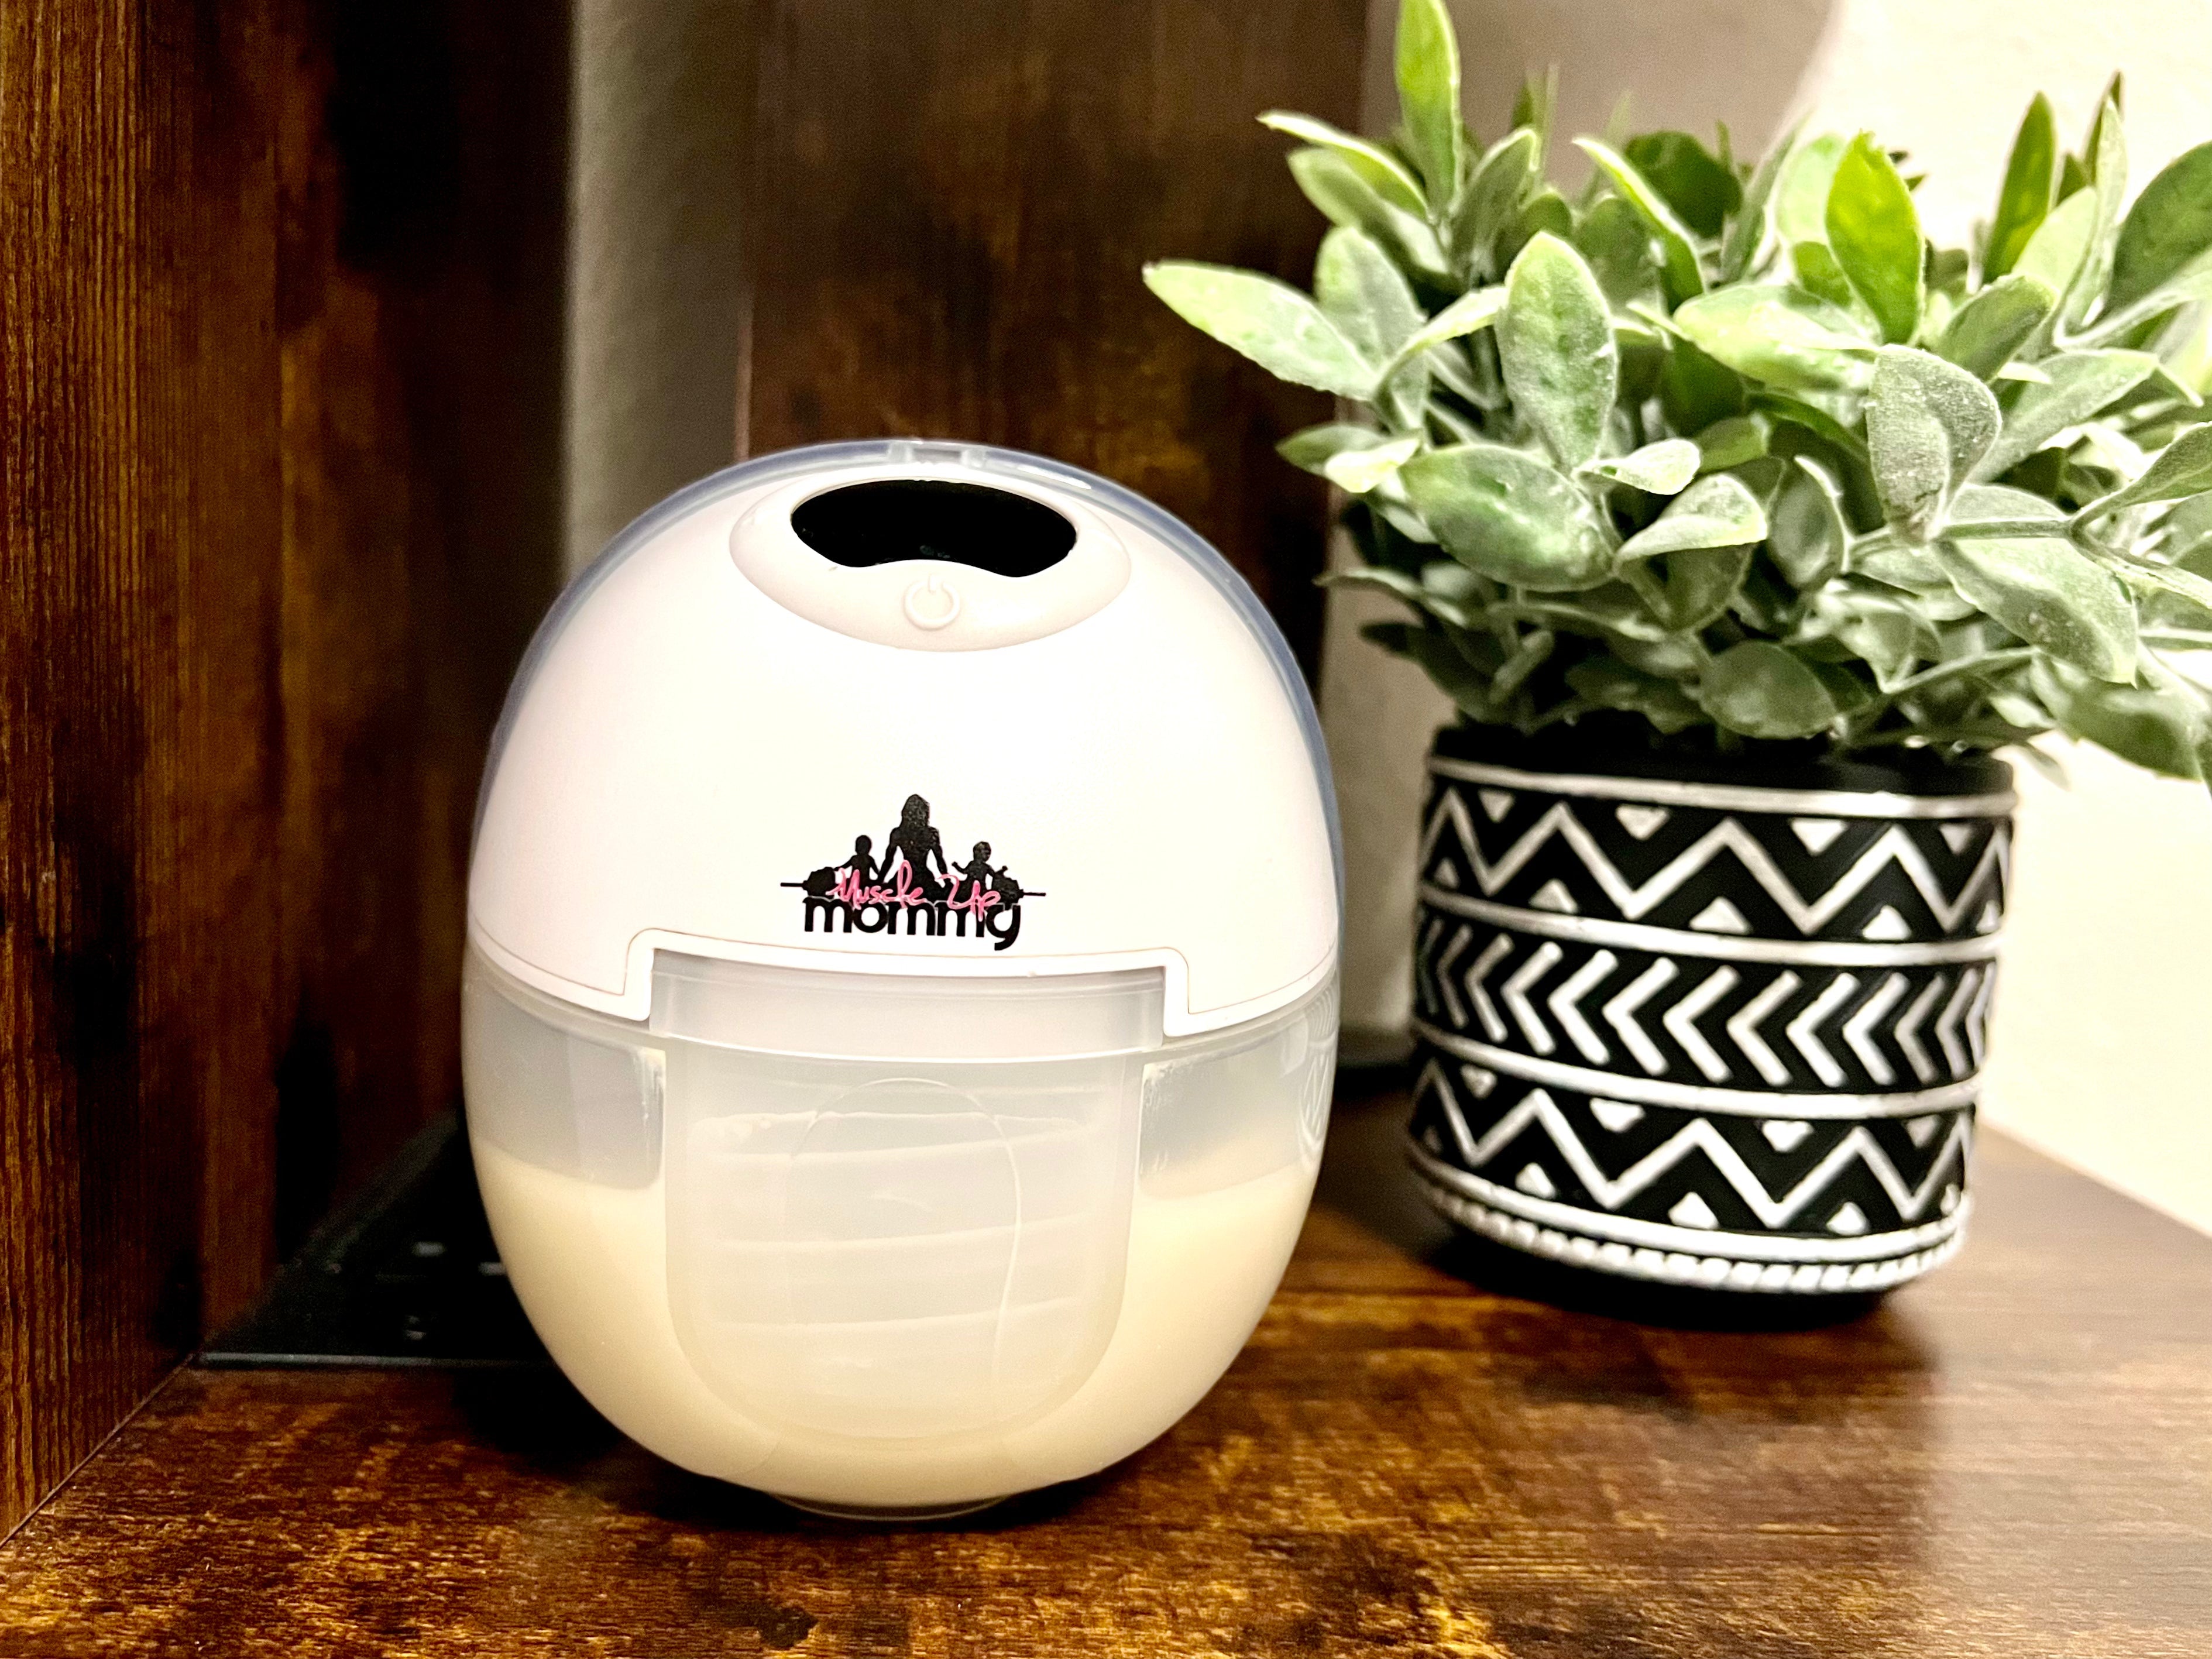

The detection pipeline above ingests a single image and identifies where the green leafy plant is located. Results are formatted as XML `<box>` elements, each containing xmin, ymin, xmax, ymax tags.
<box><xmin>1145</xmin><ymin>0</ymin><xmax>2212</xmax><ymax>777</ymax></box>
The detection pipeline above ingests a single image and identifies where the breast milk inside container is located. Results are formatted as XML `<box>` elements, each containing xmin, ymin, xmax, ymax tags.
<box><xmin>463</xmin><ymin>439</ymin><xmax>1341</xmax><ymax>1518</ymax></box>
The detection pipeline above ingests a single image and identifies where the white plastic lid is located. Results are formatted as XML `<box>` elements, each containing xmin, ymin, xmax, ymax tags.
<box><xmin>467</xmin><ymin>441</ymin><xmax>1341</xmax><ymax>1037</ymax></box>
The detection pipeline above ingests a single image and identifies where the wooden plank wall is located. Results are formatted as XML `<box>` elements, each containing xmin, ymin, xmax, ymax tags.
<box><xmin>0</xmin><ymin>0</ymin><xmax>286</xmax><ymax>1535</ymax></box>
<box><xmin>742</xmin><ymin>0</ymin><xmax>1370</xmax><ymax>675</ymax></box>
<box><xmin>0</xmin><ymin>1</ymin><xmax>569</xmax><ymax>1533</ymax></box>
<box><xmin>270</xmin><ymin>1</ymin><xmax>569</xmax><ymax>1257</ymax></box>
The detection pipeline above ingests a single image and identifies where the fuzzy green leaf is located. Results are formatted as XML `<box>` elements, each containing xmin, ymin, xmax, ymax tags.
<box><xmin>1451</xmin><ymin>129</ymin><xmax>1540</xmax><ymax>279</ymax></box>
<box><xmin>1768</xmin><ymin>457</ymin><xmax>1850</xmax><ymax>588</ymax></box>
<box><xmin>1866</xmin><ymin>346</ymin><xmax>2001</xmax><ymax>538</ymax></box>
<box><xmin>2012</xmin><ymin>184</ymin><xmax>2100</xmax><ymax>298</ymax></box>
<box><xmin>1287</xmin><ymin>149</ymin><xmax>1451</xmax><ymax>282</ymax></box>
<box><xmin>1344</xmin><ymin>493</ymin><xmax>1434</xmax><ymax>570</ymax></box>
<box><xmin>1583</xmin><ymin>438</ymin><xmax>1701</xmax><ymax>496</ymax></box>
<box><xmin>1660</xmin><ymin>336</ymin><xmax>1747</xmax><ymax>434</ymax></box>
<box><xmin>1973</xmin><ymin>349</ymin><xmax>2159</xmax><ymax>480</ymax></box>
<box><xmin>1359</xmin><ymin>619</ymin><xmax>1417</xmax><ymax>655</ymax></box>
<box><xmin>1619</xmin><ymin>472</ymin><xmax>1767</xmax><ymax>560</ymax></box>
<box><xmin>1852</xmin><ymin>539</ymin><xmax>1963</xmax><ymax>598</ymax></box>
<box><xmin>1367</xmin><ymin>477</ymin><xmax>1439</xmax><ymax>545</ymax></box>
<box><xmin>1826</xmin><ymin>134</ymin><xmax>1924</xmax><ymax>344</ymax></box>
<box><xmin>1576</xmin><ymin>195</ymin><xmax>1659</xmax><ymax>306</ymax></box>
<box><xmin>1491</xmin><ymin>627</ymin><xmax>1557</xmax><ymax>700</ymax></box>
<box><xmin>1576</xmin><ymin>139</ymin><xmax>1705</xmax><ymax>308</ymax></box>
<box><xmin>1650</xmin><ymin>540</ymin><xmax>1756</xmax><ymax>630</ymax></box>
<box><xmin>1698</xmin><ymin>641</ymin><xmax>1840</xmax><ymax>738</ymax></box>
<box><xmin>1421</xmin><ymin>559</ymin><xmax>1492</xmax><ymax>605</ymax></box>
<box><xmin>2080</xmin><ymin>421</ymin><xmax>2212</xmax><ymax>516</ymax></box>
<box><xmin>1774</xmin><ymin>133</ymin><xmax>1846</xmax><ymax>249</ymax></box>
<box><xmin>1498</xmin><ymin>234</ymin><xmax>1619</xmax><ymax>470</ymax></box>
<box><xmin>1791</xmin><ymin>240</ymin><xmax>1858</xmax><ymax>313</ymax></box>
<box><xmin>1418</xmin><ymin>338</ymin><xmax>1493</xmax><ymax>410</ymax></box>
<box><xmin>1403</xmin><ymin>627</ymin><xmax>1499</xmax><ymax>716</ymax></box>
<box><xmin>1328</xmin><ymin>564</ymin><xmax>1487</xmax><ymax>632</ymax></box>
<box><xmin>1324</xmin><ymin>564</ymin><xmax>1427</xmax><ymax>606</ymax></box>
<box><xmin>1395</xmin><ymin>0</ymin><xmax>1462</xmax><ymax>209</ymax></box>
<box><xmin>1753</xmin><ymin>391</ymin><xmax>1868</xmax><ymax>462</ymax></box>
<box><xmin>1692</xmin><ymin>414</ymin><xmax>1767</xmax><ymax>472</ymax></box>
<box><xmin>1143</xmin><ymin>262</ymin><xmax>1378</xmax><ymax>397</ymax></box>
<box><xmin>1928</xmin><ymin>247</ymin><xmax>1973</xmax><ymax>296</ymax></box>
<box><xmin>1497</xmin><ymin>189</ymin><xmax>1573</xmax><ymax>274</ymax></box>
<box><xmin>1670</xmin><ymin>286</ymin><xmax>1876</xmax><ymax>393</ymax></box>
<box><xmin>1315</xmin><ymin>227</ymin><xmax>1424</xmax><ymax>367</ymax></box>
<box><xmin>1936</xmin><ymin>273</ymin><xmax>2056</xmax><ymax>379</ymax></box>
<box><xmin>1324</xmin><ymin>434</ymin><xmax>1423</xmax><ymax>494</ymax></box>
<box><xmin>1399</xmin><ymin>444</ymin><xmax>1617</xmax><ymax>590</ymax></box>
<box><xmin>1378</xmin><ymin>360</ymin><xmax>1434</xmax><ymax>432</ymax></box>
<box><xmin>1510</xmin><ymin>68</ymin><xmax>1558</xmax><ymax>163</ymax></box>
<box><xmin>2058</xmin><ymin>152</ymin><xmax>2091</xmax><ymax>204</ymax></box>
<box><xmin>1376</xmin><ymin>286</ymin><xmax>1507</xmax><ymax>384</ymax></box>
<box><xmin>1259</xmin><ymin>111</ymin><xmax>1428</xmax><ymax>217</ymax></box>
<box><xmin>1938</xmin><ymin>486</ymin><xmax>2138</xmax><ymax>681</ymax></box>
<box><xmin>2085</xmin><ymin>74</ymin><xmax>2124</xmax><ymax>173</ymax></box>
<box><xmin>2063</xmin><ymin>94</ymin><xmax>2127</xmax><ymax>328</ymax></box>
<box><xmin>1565</xmin><ymin>658</ymin><xmax>1705</xmax><ymax>733</ymax></box>
<box><xmin>2032</xmin><ymin>658</ymin><xmax>2205</xmax><ymax>778</ymax></box>
<box><xmin>1795</xmin><ymin>579</ymin><xmax>1941</xmax><ymax>688</ymax></box>
<box><xmin>1984</xmin><ymin>95</ymin><xmax>2058</xmax><ymax>280</ymax></box>
<box><xmin>2072</xmin><ymin>264</ymin><xmax>2212</xmax><ymax>351</ymax></box>
<box><xmin>2109</xmin><ymin>139</ymin><xmax>2212</xmax><ymax>310</ymax></box>
<box><xmin>1720</xmin><ymin>118</ymin><xmax>1805</xmax><ymax>282</ymax></box>
<box><xmin>1279</xmin><ymin>423</ymin><xmax>1390</xmax><ymax>473</ymax></box>
<box><xmin>1624</xmin><ymin>131</ymin><xmax>1742</xmax><ymax>239</ymax></box>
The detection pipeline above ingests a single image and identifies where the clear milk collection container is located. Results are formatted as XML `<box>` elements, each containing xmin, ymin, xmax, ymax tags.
<box><xmin>462</xmin><ymin>442</ymin><xmax>1341</xmax><ymax>1516</ymax></box>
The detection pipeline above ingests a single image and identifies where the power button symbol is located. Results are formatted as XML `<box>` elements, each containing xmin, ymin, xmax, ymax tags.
<box><xmin>902</xmin><ymin>573</ymin><xmax>961</xmax><ymax>631</ymax></box>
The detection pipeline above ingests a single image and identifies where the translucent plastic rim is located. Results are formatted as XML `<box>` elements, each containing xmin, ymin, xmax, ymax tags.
<box><xmin>470</xmin><ymin>441</ymin><xmax>1344</xmax><ymax>903</ymax></box>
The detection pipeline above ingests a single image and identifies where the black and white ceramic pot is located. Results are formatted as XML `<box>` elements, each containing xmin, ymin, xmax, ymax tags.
<box><xmin>1406</xmin><ymin>724</ymin><xmax>2012</xmax><ymax>1300</ymax></box>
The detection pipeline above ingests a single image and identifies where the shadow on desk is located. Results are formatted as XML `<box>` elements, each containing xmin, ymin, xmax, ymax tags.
<box><xmin>1316</xmin><ymin>1071</ymin><xmax>1895</xmax><ymax>1332</ymax></box>
<box><xmin>442</xmin><ymin>1366</ymin><xmax>1106</xmax><ymax>1536</ymax></box>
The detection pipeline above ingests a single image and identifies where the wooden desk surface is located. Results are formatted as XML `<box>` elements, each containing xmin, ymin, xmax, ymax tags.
<box><xmin>4</xmin><ymin>1081</ymin><xmax>2207</xmax><ymax>1657</ymax></box>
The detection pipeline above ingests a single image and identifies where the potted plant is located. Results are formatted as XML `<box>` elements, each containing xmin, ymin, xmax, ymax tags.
<box><xmin>1145</xmin><ymin>0</ymin><xmax>2212</xmax><ymax>1301</ymax></box>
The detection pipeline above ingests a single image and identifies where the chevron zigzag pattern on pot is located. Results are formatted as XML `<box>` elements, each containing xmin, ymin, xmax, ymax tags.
<box><xmin>1411</xmin><ymin>1060</ymin><xmax>1969</xmax><ymax>1230</ymax></box>
<box><xmin>1407</xmin><ymin>753</ymin><xmax>2011</xmax><ymax>1292</ymax></box>
<box><xmin>1413</xmin><ymin>926</ymin><xmax>1993</xmax><ymax>1091</ymax></box>
<box><xmin>1419</xmin><ymin>788</ymin><xmax>2009</xmax><ymax>939</ymax></box>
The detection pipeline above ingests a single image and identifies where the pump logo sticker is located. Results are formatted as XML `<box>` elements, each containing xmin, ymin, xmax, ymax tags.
<box><xmin>784</xmin><ymin>793</ymin><xmax>1040</xmax><ymax>951</ymax></box>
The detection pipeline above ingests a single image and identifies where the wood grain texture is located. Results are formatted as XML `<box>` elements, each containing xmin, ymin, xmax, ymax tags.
<box><xmin>269</xmin><ymin>0</ymin><xmax>570</xmax><ymax>1251</ymax></box>
<box><xmin>741</xmin><ymin>0</ymin><xmax>1368</xmax><ymax>676</ymax></box>
<box><xmin>4</xmin><ymin>1094</ymin><xmax>2205</xmax><ymax>1657</ymax></box>
<box><xmin>0</xmin><ymin>0</ymin><xmax>286</xmax><ymax>1533</ymax></box>
<box><xmin>0</xmin><ymin>1</ymin><xmax>569</xmax><ymax>1534</ymax></box>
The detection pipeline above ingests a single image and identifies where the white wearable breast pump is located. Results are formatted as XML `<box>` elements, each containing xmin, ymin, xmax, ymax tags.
<box><xmin>463</xmin><ymin>439</ymin><xmax>1341</xmax><ymax>1517</ymax></box>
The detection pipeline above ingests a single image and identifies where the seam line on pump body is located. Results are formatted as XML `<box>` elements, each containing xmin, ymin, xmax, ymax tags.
<box><xmin>466</xmin><ymin>918</ymin><xmax>1335</xmax><ymax>1039</ymax></box>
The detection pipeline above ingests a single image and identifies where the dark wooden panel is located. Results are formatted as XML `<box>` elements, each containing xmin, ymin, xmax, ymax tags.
<box><xmin>742</xmin><ymin>0</ymin><xmax>1368</xmax><ymax>675</ymax></box>
<box><xmin>4</xmin><ymin>1107</ymin><xmax>2205</xmax><ymax>1655</ymax></box>
<box><xmin>270</xmin><ymin>0</ymin><xmax>570</xmax><ymax>1252</ymax></box>
<box><xmin>0</xmin><ymin>0</ymin><xmax>287</xmax><ymax>1535</ymax></box>
<box><xmin>0</xmin><ymin>0</ymin><xmax>569</xmax><ymax>1535</ymax></box>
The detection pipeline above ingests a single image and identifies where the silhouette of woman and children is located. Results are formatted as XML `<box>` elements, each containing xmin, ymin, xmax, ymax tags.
<box><xmin>798</xmin><ymin>795</ymin><xmax>1039</xmax><ymax>911</ymax></box>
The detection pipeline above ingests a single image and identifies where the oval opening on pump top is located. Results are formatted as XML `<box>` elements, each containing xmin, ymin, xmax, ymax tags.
<box><xmin>791</xmin><ymin>479</ymin><xmax>1078</xmax><ymax>578</ymax></box>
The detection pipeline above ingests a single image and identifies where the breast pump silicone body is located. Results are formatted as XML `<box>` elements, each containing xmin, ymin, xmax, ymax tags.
<box><xmin>463</xmin><ymin>441</ymin><xmax>1340</xmax><ymax>1516</ymax></box>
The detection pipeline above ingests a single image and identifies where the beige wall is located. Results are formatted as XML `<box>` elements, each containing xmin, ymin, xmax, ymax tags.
<box><xmin>565</xmin><ymin>0</ymin><xmax>748</xmax><ymax>574</ymax></box>
<box><xmin>1327</xmin><ymin>0</ymin><xmax>2212</xmax><ymax>1229</ymax></box>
